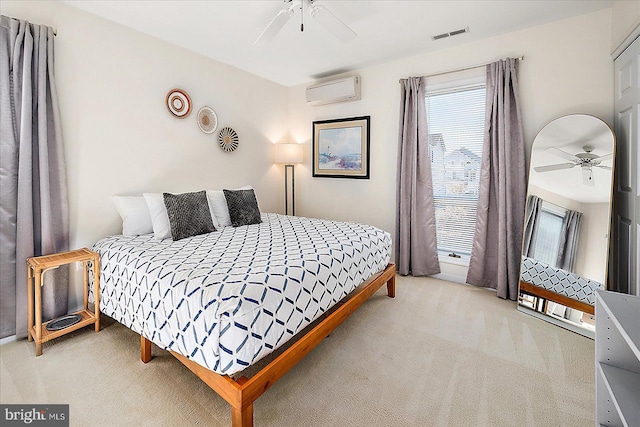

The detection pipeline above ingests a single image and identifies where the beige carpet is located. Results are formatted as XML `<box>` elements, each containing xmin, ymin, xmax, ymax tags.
<box><xmin>0</xmin><ymin>275</ymin><xmax>594</xmax><ymax>426</ymax></box>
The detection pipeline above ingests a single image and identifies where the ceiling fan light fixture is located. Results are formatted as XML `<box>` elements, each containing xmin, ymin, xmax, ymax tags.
<box><xmin>537</xmin><ymin>146</ymin><xmax>613</xmax><ymax>185</ymax></box>
<box><xmin>255</xmin><ymin>0</ymin><xmax>357</xmax><ymax>44</ymax></box>
<box><xmin>582</xmin><ymin>164</ymin><xmax>595</xmax><ymax>186</ymax></box>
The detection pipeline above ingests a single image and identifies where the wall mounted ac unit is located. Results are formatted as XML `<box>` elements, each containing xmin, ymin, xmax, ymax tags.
<box><xmin>305</xmin><ymin>76</ymin><xmax>361</xmax><ymax>106</ymax></box>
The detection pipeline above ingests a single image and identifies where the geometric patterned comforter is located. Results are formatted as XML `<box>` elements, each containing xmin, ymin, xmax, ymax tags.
<box><xmin>91</xmin><ymin>213</ymin><xmax>391</xmax><ymax>375</ymax></box>
<box><xmin>519</xmin><ymin>256</ymin><xmax>603</xmax><ymax>305</ymax></box>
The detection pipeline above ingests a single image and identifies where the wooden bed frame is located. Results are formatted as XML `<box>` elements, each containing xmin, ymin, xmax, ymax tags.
<box><xmin>519</xmin><ymin>280</ymin><xmax>594</xmax><ymax>315</ymax></box>
<box><xmin>140</xmin><ymin>263</ymin><xmax>396</xmax><ymax>427</ymax></box>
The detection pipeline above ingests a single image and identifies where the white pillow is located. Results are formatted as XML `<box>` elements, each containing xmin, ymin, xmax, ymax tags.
<box><xmin>207</xmin><ymin>185</ymin><xmax>252</xmax><ymax>227</ymax></box>
<box><xmin>111</xmin><ymin>195</ymin><xmax>153</xmax><ymax>236</ymax></box>
<box><xmin>143</xmin><ymin>193</ymin><xmax>172</xmax><ymax>240</ymax></box>
<box><xmin>144</xmin><ymin>192</ymin><xmax>220</xmax><ymax>240</ymax></box>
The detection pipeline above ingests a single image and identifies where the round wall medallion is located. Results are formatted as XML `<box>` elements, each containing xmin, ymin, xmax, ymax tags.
<box><xmin>166</xmin><ymin>89</ymin><xmax>192</xmax><ymax>118</ymax></box>
<box><xmin>197</xmin><ymin>106</ymin><xmax>218</xmax><ymax>134</ymax></box>
<box><xmin>218</xmin><ymin>127</ymin><xmax>239</xmax><ymax>152</ymax></box>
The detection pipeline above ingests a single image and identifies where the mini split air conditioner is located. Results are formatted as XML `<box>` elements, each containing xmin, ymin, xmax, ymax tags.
<box><xmin>305</xmin><ymin>76</ymin><xmax>361</xmax><ymax>106</ymax></box>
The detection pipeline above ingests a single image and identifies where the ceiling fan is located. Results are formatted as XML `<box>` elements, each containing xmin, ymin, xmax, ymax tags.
<box><xmin>533</xmin><ymin>145</ymin><xmax>613</xmax><ymax>186</ymax></box>
<box><xmin>255</xmin><ymin>0</ymin><xmax>357</xmax><ymax>44</ymax></box>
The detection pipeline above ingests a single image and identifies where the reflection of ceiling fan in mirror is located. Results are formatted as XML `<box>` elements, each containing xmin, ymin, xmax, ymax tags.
<box><xmin>533</xmin><ymin>146</ymin><xmax>613</xmax><ymax>186</ymax></box>
<box><xmin>255</xmin><ymin>0</ymin><xmax>357</xmax><ymax>44</ymax></box>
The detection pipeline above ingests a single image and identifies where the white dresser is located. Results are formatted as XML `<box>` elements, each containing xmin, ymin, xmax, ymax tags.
<box><xmin>595</xmin><ymin>290</ymin><xmax>640</xmax><ymax>426</ymax></box>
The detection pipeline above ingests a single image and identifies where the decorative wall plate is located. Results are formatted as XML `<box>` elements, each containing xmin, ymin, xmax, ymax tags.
<box><xmin>166</xmin><ymin>89</ymin><xmax>192</xmax><ymax>118</ymax></box>
<box><xmin>197</xmin><ymin>106</ymin><xmax>218</xmax><ymax>134</ymax></box>
<box><xmin>218</xmin><ymin>127</ymin><xmax>239</xmax><ymax>152</ymax></box>
<box><xmin>45</xmin><ymin>313</ymin><xmax>82</xmax><ymax>331</ymax></box>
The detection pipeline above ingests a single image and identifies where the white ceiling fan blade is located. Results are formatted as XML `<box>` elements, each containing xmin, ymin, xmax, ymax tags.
<box><xmin>545</xmin><ymin>147</ymin><xmax>578</xmax><ymax>162</ymax></box>
<box><xmin>254</xmin><ymin>6</ymin><xmax>294</xmax><ymax>45</ymax></box>
<box><xmin>595</xmin><ymin>153</ymin><xmax>613</xmax><ymax>162</ymax></box>
<box><xmin>534</xmin><ymin>163</ymin><xmax>576</xmax><ymax>173</ymax></box>
<box><xmin>309</xmin><ymin>4</ymin><xmax>357</xmax><ymax>42</ymax></box>
<box><xmin>582</xmin><ymin>167</ymin><xmax>595</xmax><ymax>186</ymax></box>
<box><xmin>595</xmin><ymin>165</ymin><xmax>612</xmax><ymax>170</ymax></box>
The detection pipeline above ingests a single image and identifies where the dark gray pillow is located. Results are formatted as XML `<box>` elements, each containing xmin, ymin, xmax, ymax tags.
<box><xmin>163</xmin><ymin>190</ymin><xmax>216</xmax><ymax>240</ymax></box>
<box><xmin>223</xmin><ymin>189</ymin><xmax>262</xmax><ymax>227</ymax></box>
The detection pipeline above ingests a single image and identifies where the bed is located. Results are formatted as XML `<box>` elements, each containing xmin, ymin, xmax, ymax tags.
<box><xmin>518</xmin><ymin>256</ymin><xmax>603</xmax><ymax>315</ymax></box>
<box><xmin>92</xmin><ymin>212</ymin><xmax>394</xmax><ymax>426</ymax></box>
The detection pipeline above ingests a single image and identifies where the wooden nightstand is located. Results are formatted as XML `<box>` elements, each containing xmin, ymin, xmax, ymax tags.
<box><xmin>27</xmin><ymin>248</ymin><xmax>100</xmax><ymax>356</ymax></box>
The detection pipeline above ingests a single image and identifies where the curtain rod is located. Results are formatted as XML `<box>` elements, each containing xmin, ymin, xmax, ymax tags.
<box><xmin>0</xmin><ymin>23</ymin><xmax>57</xmax><ymax>36</ymax></box>
<box><xmin>399</xmin><ymin>56</ymin><xmax>524</xmax><ymax>83</ymax></box>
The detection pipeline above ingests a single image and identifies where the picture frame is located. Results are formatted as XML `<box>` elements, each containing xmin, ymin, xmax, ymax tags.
<box><xmin>312</xmin><ymin>116</ymin><xmax>370</xmax><ymax>179</ymax></box>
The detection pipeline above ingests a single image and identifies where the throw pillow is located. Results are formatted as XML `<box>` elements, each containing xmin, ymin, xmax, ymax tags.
<box><xmin>207</xmin><ymin>185</ymin><xmax>252</xmax><ymax>227</ymax></box>
<box><xmin>163</xmin><ymin>190</ymin><xmax>216</xmax><ymax>240</ymax></box>
<box><xmin>223</xmin><ymin>189</ymin><xmax>262</xmax><ymax>227</ymax></box>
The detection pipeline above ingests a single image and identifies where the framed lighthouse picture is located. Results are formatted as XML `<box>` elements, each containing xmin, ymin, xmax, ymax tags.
<box><xmin>312</xmin><ymin>116</ymin><xmax>370</xmax><ymax>179</ymax></box>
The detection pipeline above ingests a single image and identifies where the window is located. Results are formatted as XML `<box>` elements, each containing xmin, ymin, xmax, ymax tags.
<box><xmin>532</xmin><ymin>203</ymin><xmax>565</xmax><ymax>266</ymax></box>
<box><xmin>426</xmin><ymin>83</ymin><xmax>486</xmax><ymax>257</ymax></box>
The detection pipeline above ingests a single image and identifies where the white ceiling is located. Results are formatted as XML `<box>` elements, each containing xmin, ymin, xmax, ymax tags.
<box><xmin>62</xmin><ymin>0</ymin><xmax>612</xmax><ymax>87</ymax></box>
<box><xmin>530</xmin><ymin>114</ymin><xmax>615</xmax><ymax>204</ymax></box>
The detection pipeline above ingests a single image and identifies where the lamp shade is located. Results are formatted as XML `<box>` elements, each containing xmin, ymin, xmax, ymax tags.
<box><xmin>275</xmin><ymin>143</ymin><xmax>303</xmax><ymax>164</ymax></box>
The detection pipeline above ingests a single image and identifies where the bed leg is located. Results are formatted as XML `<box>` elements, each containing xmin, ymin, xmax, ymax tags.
<box><xmin>141</xmin><ymin>336</ymin><xmax>152</xmax><ymax>363</ymax></box>
<box><xmin>386</xmin><ymin>273</ymin><xmax>396</xmax><ymax>298</ymax></box>
<box><xmin>231</xmin><ymin>404</ymin><xmax>253</xmax><ymax>427</ymax></box>
<box><xmin>231</xmin><ymin>376</ymin><xmax>253</xmax><ymax>427</ymax></box>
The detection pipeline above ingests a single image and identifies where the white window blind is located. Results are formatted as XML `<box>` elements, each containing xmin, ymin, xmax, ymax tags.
<box><xmin>426</xmin><ymin>84</ymin><xmax>486</xmax><ymax>256</ymax></box>
<box><xmin>532</xmin><ymin>206</ymin><xmax>565</xmax><ymax>266</ymax></box>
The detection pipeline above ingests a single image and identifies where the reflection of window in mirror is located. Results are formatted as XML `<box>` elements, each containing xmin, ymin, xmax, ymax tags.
<box><xmin>527</xmin><ymin>198</ymin><xmax>583</xmax><ymax>274</ymax></box>
<box><xmin>532</xmin><ymin>205</ymin><xmax>564</xmax><ymax>265</ymax></box>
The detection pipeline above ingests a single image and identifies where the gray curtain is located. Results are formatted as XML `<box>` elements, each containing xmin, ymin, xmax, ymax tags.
<box><xmin>0</xmin><ymin>15</ymin><xmax>69</xmax><ymax>339</ymax></box>
<box><xmin>466</xmin><ymin>58</ymin><xmax>526</xmax><ymax>300</ymax></box>
<box><xmin>556</xmin><ymin>209</ymin><xmax>582</xmax><ymax>272</ymax></box>
<box><xmin>395</xmin><ymin>77</ymin><xmax>440</xmax><ymax>276</ymax></box>
<box><xmin>522</xmin><ymin>195</ymin><xmax>543</xmax><ymax>257</ymax></box>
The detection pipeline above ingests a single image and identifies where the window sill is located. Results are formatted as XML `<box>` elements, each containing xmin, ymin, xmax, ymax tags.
<box><xmin>438</xmin><ymin>252</ymin><xmax>470</xmax><ymax>267</ymax></box>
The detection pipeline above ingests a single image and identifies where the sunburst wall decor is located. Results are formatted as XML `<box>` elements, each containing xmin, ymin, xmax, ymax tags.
<box><xmin>218</xmin><ymin>127</ymin><xmax>239</xmax><ymax>152</ymax></box>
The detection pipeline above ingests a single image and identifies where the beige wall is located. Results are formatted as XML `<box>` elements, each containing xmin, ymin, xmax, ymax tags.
<box><xmin>1</xmin><ymin>1</ymin><xmax>289</xmax><ymax>309</ymax></box>
<box><xmin>288</xmin><ymin>9</ymin><xmax>614</xmax><ymax>282</ymax></box>
<box><xmin>611</xmin><ymin>0</ymin><xmax>640</xmax><ymax>53</ymax></box>
<box><xmin>577</xmin><ymin>203</ymin><xmax>610</xmax><ymax>284</ymax></box>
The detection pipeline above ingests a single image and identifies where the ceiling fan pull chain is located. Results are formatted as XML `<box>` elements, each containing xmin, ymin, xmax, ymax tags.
<box><xmin>300</xmin><ymin>0</ymin><xmax>304</xmax><ymax>32</ymax></box>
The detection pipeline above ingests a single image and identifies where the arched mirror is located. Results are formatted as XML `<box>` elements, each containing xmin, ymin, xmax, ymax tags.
<box><xmin>517</xmin><ymin>114</ymin><xmax>615</xmax><ymax>338</ymax></box>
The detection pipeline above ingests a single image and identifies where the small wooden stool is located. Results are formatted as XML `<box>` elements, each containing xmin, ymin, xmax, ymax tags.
<box><xmin>27</xmin><ymin>248</ymin><xmax>100</xmax><ymax>356</ymax></box>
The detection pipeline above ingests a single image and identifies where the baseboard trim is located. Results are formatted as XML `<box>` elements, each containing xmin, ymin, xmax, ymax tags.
<box><xmin>430</xmin><ymin>272</ymin><xmax>467</xmax><ymax>285</ymax></box>
<box><xmin>0</xmin><ymin>335</ymin><xmax>17</xmax><ymax>346</ymax></box>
